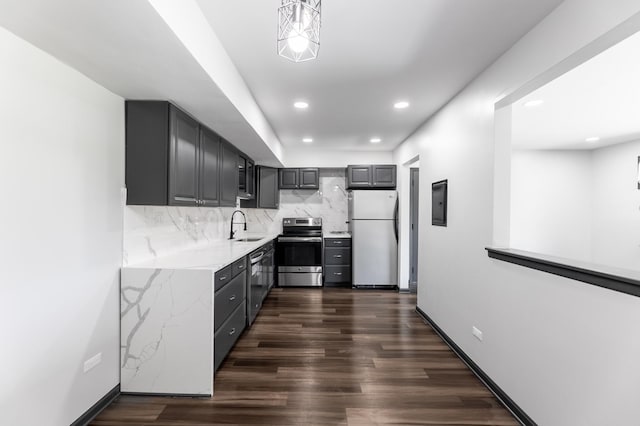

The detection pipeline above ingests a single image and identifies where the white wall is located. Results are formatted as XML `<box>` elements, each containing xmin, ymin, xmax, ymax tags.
<box><xmin>284</xmin><ymin>148</ymin><xmax>393</xmax><ymax>168</ymax></box>
<box><xmin>393</xmin><ymin>2</ymin><xmax>640</xmax><ymax>425</ymax></box>
<box><xmin>509</xmin><ymin>141</ymin><xmax>640</xmax><ymax>272</ymax></box>
<box><xmin>510</xmin><ymin>149</ymin><xmax>593</xmax><ymax>261</ymax></box>
<box><xmin>0</xmin><ymin>27</ymin><xmax>124</xmax><ymax>426</ymax></box>
<box><xmin>591</xmin><ymin>139</ymin><xmax>640</xmax><ymax>270</ymax></box>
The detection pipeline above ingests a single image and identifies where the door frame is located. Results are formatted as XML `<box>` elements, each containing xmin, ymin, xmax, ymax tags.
<box><xmin>409</xmin><ymin>167</ymin><xmax>419</xmax><ymax>293</ymax></box>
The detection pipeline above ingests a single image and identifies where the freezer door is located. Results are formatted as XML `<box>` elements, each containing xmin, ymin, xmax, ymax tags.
<box><xmin>351</xmin><ymin>219</ymin><xmax>398</xmax><ymax>286</ymax></box>
<box><xmin>349</xmin><ymin>190</ymin><xmax>397</xmax><ymax>220</ymax></box>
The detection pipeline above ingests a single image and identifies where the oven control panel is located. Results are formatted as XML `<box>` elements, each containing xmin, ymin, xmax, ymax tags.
<box><xmin>283</xmin><ymin>217</ymin><xmax>322</xmax><ymax>227</ymax></box>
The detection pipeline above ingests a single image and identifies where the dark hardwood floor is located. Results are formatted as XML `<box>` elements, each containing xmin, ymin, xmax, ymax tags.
<box><xmin>92</xmin><ymin>288</ymin><xmax>517</xmax><ymax>425</ymax></box>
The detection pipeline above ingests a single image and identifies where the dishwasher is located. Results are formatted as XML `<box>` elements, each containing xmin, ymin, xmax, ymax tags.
<box><xmin>247</xmin><ymin>241</ymin><xmax>275</xmax><ymax>326</ymax></box>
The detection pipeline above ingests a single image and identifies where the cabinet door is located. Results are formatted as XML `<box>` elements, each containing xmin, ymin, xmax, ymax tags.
<box><xmin>258</xmin><ymin>167</ymin><xmax>280</xmax><ymax>209</ymax></box>
<box><xmin>199</xmin><ymin>127</ymin><xmax>220</xmax><ymax>207</ymax></box>
<box><xmin>299</xmin><ymin>168</ymin><xmax>319</xmax><ymax>189</ymax></box>
<box><xmin>237</xmin><ymin>155</ymin><xmax>247</xmax><ymax>196</ymax></box>
<box><xmin>169</xmin><ymin>107</ymin><xmax>199</xmax><ymax>206</ymax></box>
<box><xmin>347</xmin><ymin>165</ymin><xmax>372</xmax><ymax>188</ymax></box>
<box><xmin>372</xmin><ymin>165</ymin><xmax>397</xmax><ymax>188</ymax></box>
<box><xmin>246</xmin><ymin>160</ymin><xmax>255</xmax><ymax>198</ymax></box>
<box><xmin>279</xmin><ymin>168</ymin><xmax>299</xmax><ymax>189</ymax></box>
<box><xmin>125</xmin><ymin>101</ymin><xmax>170</xmax><ymax>205</ymax></box>
<box><xmin>220</xmin><ymin>141</ymin><xmax>239</xmax><ymax>207</ymax></box>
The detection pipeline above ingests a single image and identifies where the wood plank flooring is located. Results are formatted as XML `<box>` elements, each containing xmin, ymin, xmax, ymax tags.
<box><xmin>92</xmin><ymin>288</ymin><xmax>517</xmax><ymax>425</ymax></box>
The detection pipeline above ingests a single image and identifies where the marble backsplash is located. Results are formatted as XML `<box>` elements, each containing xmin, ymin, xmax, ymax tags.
<box><xmin>123</xmin><ymin>168</ymin><xmax>348</xmax><ymax>265</ymax></box>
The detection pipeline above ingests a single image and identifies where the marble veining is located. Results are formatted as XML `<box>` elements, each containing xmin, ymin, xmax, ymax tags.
<box><xmin>120</xmin><ymin>268</ymin><xmax>214</xmax><ymax>395</ymax></box>
<box><xmin>123</xmin><ymin>169</ymin><xmax>349</xmax><ymax>266</ymax></box>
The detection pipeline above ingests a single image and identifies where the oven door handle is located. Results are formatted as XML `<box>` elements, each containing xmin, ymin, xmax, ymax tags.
<box><xmin>277</xmin><ymin>237</ymin><xmax>323</xmax><ymax>243</ymax></box>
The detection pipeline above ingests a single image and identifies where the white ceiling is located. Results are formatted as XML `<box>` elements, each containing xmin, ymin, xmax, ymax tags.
<box><xmin>198</xmin><ymin>0</ymin><xmax>562</xmax><ymax>152</ymax></box>
<box><xmin>513</xmin><ymin>29</ymin><xmax>640</xmax><ymax>150</ymax></box>
<box><xmin>0</xmin><ymin>0</ymin><xmax>562</xmax><ymax>162</ymax></box>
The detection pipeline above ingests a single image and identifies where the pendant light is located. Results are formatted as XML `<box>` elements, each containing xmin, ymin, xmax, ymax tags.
<box><xmin>277</xmin><ymin>0</ymin><xmax>321</xmax><ymax>62</ymax></box>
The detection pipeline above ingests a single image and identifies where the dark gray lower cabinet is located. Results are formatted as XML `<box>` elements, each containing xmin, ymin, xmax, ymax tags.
<box><xmin>214</xmin><ymin>273</ymin><xmax>245</xmax><ymax>330</ymax></box>
<box><xmin>214</xmin><ymin>258</ymin><xmax>247</xmax><ymax>372</ymax></box>
<box><xmin>324</xmin><ymin>238</ymin><xmax>352</xmax><ymax>286</ymax></box>
<box><xmin>214</xmin><ymin>303</ymin><xmax>246</xmax><ymax>372</ymax></box>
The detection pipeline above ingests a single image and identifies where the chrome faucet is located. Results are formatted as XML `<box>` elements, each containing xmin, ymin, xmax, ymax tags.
<box><xmin>229</xmin><ymin>210</ymin><xmax>247</xmax><ymax>240</ymax></box>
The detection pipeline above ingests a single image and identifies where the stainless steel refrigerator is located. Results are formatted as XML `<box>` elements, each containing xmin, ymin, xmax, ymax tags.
<box><xmin>348</xmin><ymin>190</ymin><xmax>398</xmax><ymax>288</ymax></box>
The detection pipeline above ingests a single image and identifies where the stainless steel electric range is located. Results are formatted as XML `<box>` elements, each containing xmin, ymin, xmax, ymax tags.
<box><xmin>276</xmin><ymin>217</ymin><xmax>323</xmax><ymax>287</ymax></box>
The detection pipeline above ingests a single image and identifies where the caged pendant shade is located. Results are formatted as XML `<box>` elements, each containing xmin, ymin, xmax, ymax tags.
<box><xmin>277</xmin><ymin>0</ymin><xmax>321</xmax><ymax>62</ymax></box>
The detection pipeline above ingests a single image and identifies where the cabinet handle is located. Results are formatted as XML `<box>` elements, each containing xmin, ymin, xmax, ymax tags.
<box><xmin>229</xmin><ymin>295</ymin><xmax>236</xmax><ymax>301</ymax></box>
<box><xmin>238</xmin><ymin>264</ymin><xmax>244</xmax><ymax>269</ymax></box>
<box><xmin>219</xmin><ymin>275</ymin><xmax>228</xmax><ymax>281</ymax></box>
<box><xmin>334</xmin><ymin>272</ymin><xmax>342</xmax><ymax>276</ymax></box>
<box><xmin>334</xmin><ymin>255</ymin><xmax>342</xmax><ymax>258</ymax></box>
<box><xmin>229</xmin><ymin>328</ymin><xmax>236</xmax><ymax>336</ymax></box>
<box><xmin>335</xmin><ymin>241</ymin><xmax>342</xmax><ymax>244</ymax></box>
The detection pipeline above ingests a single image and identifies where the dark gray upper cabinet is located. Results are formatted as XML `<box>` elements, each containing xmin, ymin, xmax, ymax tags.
<box><xmin>258</xmin><ymin>167</ymin><xmax>279</xmax><ymax>209</ymax></box>
<box><xmin>279</xmin><ymin>168</ymin><xmax>319</xmax><ymax>189</ymax></box>
<box><xmin>347</xmin><ymin>165</ymin><xmax>396</xmax><ymax>189</ymax></box>
<box><xmin>299</xmin><ymin>168</ymin><xmax>320</xmax><ymax>189</ymax></box>
<box><xmin>240</xmin><ymin>166</ymin><xmax>279</xmax><ymax>209</ymax></box>
<box><xmin>169</xmin><ymin>108</ymin><xmax>199</xmax><ymax>205</ymax></box>
<box><xmin>125</xmin><ymin>101</ymin><xmax>170</xmax><ymax>205</ymax></box>
<box><xmin>126</xmin><ymin>100</ymin><xmax>242</xmax><ymax>207</ymax></box>
<box><xmin>220</xmin><ymin>141</ymin><xmax>239</xmax><ymax>207</ymax></box>
<box><xmin>279</xmin><ymin>168</ymin><xmax>299</xmax><ymax>189</ymax></box>
<box><xmin>347</xmin><ymin>165</ymin><xmax>372</xmax><ymax>188</ymax></box>
<box><xmin>237</xmin><ymin>153</ymin><xmax>255</xmax><ymax>200</ymax></box>
<box><xmin>199</xmin><ymin>127</ymin><xmax>220</xmax><ymax>207</ymax></box>
<box><xmin>372</xmin><ymin>165</ymin><xmax>396</xmax><ymax>188</ymax></box>
<box><xmin>246</xmin><ymin>160</ymin><xmax>255</xmax><ymax>198</ymax></box>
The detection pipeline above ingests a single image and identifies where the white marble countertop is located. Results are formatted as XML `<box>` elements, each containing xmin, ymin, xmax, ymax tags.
<box><xmin>124</xmin><ymin>233</ymin><xmax>280</xmax><ymax>272</ymax></box>
<box><xmin>324</xmin><ymin>231</ymin><xmax>351</xmax><ymax>238</ymax></box>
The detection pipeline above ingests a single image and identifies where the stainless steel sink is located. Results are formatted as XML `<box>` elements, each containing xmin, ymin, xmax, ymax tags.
<box><xmin>232</xmin><ymin>237</ymin><xmax>263</xmax><ymax>242</ymax></box>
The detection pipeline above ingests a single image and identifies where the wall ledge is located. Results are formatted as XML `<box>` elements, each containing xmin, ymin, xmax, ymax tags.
<box><xmin>486</xmin><ymin>247</ymin><xmax>640</xmax><ymax>298</ymax></box>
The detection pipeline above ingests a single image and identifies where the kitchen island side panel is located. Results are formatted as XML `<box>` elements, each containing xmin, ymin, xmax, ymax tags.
<box><xmin>120</xmin><ymin>268</ymin><xmax>214</xmax><ymax>395</ymax></box>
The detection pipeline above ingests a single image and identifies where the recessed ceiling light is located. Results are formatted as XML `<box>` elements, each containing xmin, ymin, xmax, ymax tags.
<box><xmin>370</xmin><ymin>138</ymin><xmax>382</xmax><ymax>143</ymax></box>
<box><xmin>294</xmin><ymin>101</ymin><xmax>309</xmax><ymax>109</ymax></box>
<box><xmin>524</xmin><ymin>99</ymin><xmax>544</xmax><ymax>108</ymax></box>
<box><xmin>394</xmin><ymin>101</ymin><xmax>410</xmax><ymax>109</ymax></box>
<box><xmin>302</xmin><ymin>137</ymin><xmax>313</xmax><ymax>143</ymax></box>
<box><xmin>585</xmin><ymin>136</ymin><xmax>600</xmax><ymax>143</ymax></box>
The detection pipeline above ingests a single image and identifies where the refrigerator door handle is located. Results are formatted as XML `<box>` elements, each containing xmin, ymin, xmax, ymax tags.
<box><xmin>393</xmin><ymin>197</ymin><xmax>399</xmax><ymax>243</ymax></box>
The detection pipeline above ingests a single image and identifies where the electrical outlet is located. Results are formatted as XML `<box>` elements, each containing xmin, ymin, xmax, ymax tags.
<box><xmin>84</xmin><ymin>352</ymin><xmax>102</xmax><ymax>373</ymax></box>
<box><xmin>472</xmin><ymin>326</ymin><xmax>483</xmax><ymax>342</ymax></box>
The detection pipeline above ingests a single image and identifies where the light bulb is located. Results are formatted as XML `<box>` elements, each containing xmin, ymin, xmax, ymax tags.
<box><xmin>288</xmin><ymin>23</ymin><xmax>308</xmax><ymax>53</ymax></box>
